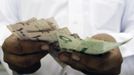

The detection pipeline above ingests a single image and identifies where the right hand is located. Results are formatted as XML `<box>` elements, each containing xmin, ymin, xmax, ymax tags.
<box><xmin>2</xmin><ymin>34</ymin><xmax>50</xmax><ymax>74</ymax></box>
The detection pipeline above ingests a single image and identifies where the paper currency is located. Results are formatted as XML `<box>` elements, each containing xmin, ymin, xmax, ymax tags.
<box><xmin>7</xmin><ymin>17</ymin><xmax>132</xmax><ymax>55</ymax></box>
<box><xmin>7</xmin><ymin>17</ymin><xmax>62</xmax><ymax>41</ymax></box>
<box><xmin>57</xmin><ymin>33</ymin><xmax>132</xmax><ymax>55</ymax></box>
<box><xmin>37</xmin><ymin>27</ymin><xmax>71</xmax><ymax>42</ymax></box>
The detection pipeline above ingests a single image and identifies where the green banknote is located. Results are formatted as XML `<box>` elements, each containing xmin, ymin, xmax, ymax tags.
<box><xmin>57</xmin><ymin>33</ymin><xmax>132</xmax><ymax>55</ymax></box>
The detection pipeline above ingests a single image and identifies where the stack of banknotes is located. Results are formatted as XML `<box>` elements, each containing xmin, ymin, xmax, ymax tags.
<box><xmin>7</xmin><ymin>17</ymin><xmax>132</xmax><ymax>55</ymax></box>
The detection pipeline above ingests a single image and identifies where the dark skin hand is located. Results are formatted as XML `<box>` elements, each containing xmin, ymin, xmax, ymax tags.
<box><xmin>2</xmin><ymin>34</ymin><xmax>50</xmax><ymax>74</ymax></box>
<box><xmin>58</xmin><ymin>34</ymin><xmax>123</xmax><ymax>75</ymax></box>
<box><xmin>2</xmin><ymin>33</ymin><xmax>123</xmax><ymax>75</ymax></box>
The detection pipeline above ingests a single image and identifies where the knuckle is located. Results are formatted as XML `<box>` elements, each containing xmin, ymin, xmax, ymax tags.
<box><xmin>2</xmin><ymin>35</ymin><xmax>20</xmax><ymax>51</ymax></box>
<box><xmin>5</xmin><ymin>35</ymin><xmax>18</xmax><ymax>44</ymax></box>
<box><xmin>2</xmin><ymin>36</ymin><xmax>23</xmax><ymax>54</ymax></box>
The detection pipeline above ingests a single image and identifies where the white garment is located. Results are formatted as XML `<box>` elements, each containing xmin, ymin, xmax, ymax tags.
<box><xmin>0</xmin><ymin>0</ymin><xmax>134</xmax><ymax>75</ymax></box>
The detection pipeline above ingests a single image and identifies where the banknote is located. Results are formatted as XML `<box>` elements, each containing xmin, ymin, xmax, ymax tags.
<box><xmin>7</xmin><ymin>18</ymin><xmax>60</xmax><ymax>40</ymax></box>
<box><xmin>7</xmin><ymin>17</ymin><xmax>132</xmax><ymax>55</ymax></box>
<box><xmin>57</xmin><ymin>33</ymin><xmax>132</xmax><ymax>55</ymax></box>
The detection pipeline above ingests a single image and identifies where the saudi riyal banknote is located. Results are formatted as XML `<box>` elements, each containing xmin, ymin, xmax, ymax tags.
<box><xmin>57</xmin><ymin>33</ymin><xmax>132</xmax><ymax>55</ymax></box>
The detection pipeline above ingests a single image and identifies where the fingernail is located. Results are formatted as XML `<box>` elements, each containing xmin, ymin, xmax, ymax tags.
<box><xmin>72</xmin><ymin>54</ymin><xmax>80</xmax><ymax>61</ymax></box>
<box><xmin>41</xmin><ymin>45</ymin><xmax>49</xmax><ymax>51</ymax></box>
<box><xmin>59</xmin><ymin>53</ymin><xmax>69</xmax><ymax>62</ymax></box>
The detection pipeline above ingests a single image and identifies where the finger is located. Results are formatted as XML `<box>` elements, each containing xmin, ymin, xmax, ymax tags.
<box><xmin>59</xmin><ymin>52</ymin><xmax>122</xmax><ymax>75</ymax></box>
<box><xmin>58</xmin><ymin>52</ymin><xmax>88</xmax><ymax>73</ymax></box>
<box><xmin>58</xmin><ymin>52</ymin><xmax>108</xmax><ymax>73</ymax></box>
<box><xmin>91</xmin><ymin>33</ymin><xmax>116</xmax><ymax>42</ymax></box>
<box><xmin>59</xmin><ymin>49</ymin><xmax>122</xmax><ymax>73</ymax></box>
<box><xmin>4</xmin><ymin>51</ymin><xmax>47</xmax><ymax>68</ymax></box>
<box><xmin>3</xmin><ymin>35</ymin><xmax>50</xmax><ymax>55</ymax></box>
<box><xmin>2</xmin><ymin>35</ymin><xmax>21</xmax><ymax>54</ymax></box>
<box><xmin>19</xmin><ymin>40</ymin><xmax>50</xmax><ymax>54</ymax></box>
<box><xmin>8</xmin><ymin>62</ymin><xmax>41</xmax><ymax>74</ymax></box>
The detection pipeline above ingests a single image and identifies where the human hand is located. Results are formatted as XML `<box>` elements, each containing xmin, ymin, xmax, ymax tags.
<box><xmin>2</xmin><ymin>34</ymin><xmax>50</xmax><ymax>74</ymax></box>
<box><xmin>58</xmin><ymin>34</ymin><xmax>123</xmax><ymax>75</ymax></box>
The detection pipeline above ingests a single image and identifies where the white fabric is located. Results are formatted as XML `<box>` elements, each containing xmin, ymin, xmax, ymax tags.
<box><xmin>0</xmin><ymin>0</ymin><xmax>134</xmax><ymax>75</ymax></box>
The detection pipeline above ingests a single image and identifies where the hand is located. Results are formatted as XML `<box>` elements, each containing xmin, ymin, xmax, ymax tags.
<box><xmin>2</xmin><ymin>34</ymin><xmax>50</xmax><ymax>74</ymax></box>
<box><xmin>58</xmin><ymin>34</ymin><xmax>123</xmax><ymax>75</ymax></box>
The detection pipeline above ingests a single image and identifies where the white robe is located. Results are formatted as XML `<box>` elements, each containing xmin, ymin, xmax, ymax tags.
<box><xmin>0</xmin><ymin>0</ymin><xmax>134</xmax><ymax>75</ymax></box>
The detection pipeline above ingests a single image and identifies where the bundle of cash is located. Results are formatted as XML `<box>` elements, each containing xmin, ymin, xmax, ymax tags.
<box><xmin>7</xmin><ymin>18</ymin><xmax>71</xmax><ymax>42</ymax></box>
<box><xmin>7</xmin><ymin>17</ymin><xmax>132</xmax><ymax>55</ymax></box>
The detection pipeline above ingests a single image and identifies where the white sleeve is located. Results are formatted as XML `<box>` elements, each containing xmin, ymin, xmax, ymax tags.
<box><xmin>0</xmin><ymin>0</ymin><xmax>19</xmax><ymax>45</ymax></box>
<box><xmin>0</xmin><ymin>0</ymin><xmax>20</xmax><ymax>75</ymax></box>
<box><xmin>111</xmin><ymin>0</ymin><xmax>134</xmax><ymax>57</ymax></box>
<box><xmin>96</xmin><ymin>0</ymin><xmax>134</xmax><ymax>57</ymax></box>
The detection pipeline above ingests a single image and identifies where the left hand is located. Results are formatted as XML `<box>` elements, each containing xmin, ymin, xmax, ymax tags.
<box><xmin>58</xmin><ymin>33</ymin><xmax>123</xmax><ymax>75</ymax></box>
